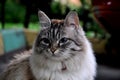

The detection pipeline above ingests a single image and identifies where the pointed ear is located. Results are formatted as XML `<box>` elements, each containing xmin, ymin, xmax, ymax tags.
<box><xmin>64</xmin><ymin>11</ymin><xmax>80</xmax><ymax>28</ymax></box>
<box><xmin>38</xmin><ymin>10</ymin><xmax>51</xmax><ymax>28</ymax></box>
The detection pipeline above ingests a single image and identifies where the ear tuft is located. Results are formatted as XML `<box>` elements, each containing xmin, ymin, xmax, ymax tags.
<box><xmin>64</xmin><ymin>11</ymin><xmax>80</xmax><ymax>27</ymax></box>
<box><xmin>38</xmin><ymin>10</ymin><xmax>51</xmax><ymax>28</ymax></box>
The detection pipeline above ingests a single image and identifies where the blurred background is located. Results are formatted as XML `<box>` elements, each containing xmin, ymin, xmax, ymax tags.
<box><xmin>0</xmin><ymin>0</ymin><xmax>120</xmax><ymax>80</ymax></box>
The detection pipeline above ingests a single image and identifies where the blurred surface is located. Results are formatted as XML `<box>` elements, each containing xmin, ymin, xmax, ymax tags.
<box><xmin>0</xmin><ymin>34</ymin><xmax>4</xmax><ymax>55</ymax></box>
<box><xmin>1</xmin><ymin>29</ymin><xmax>26</xmax><ymax>52</ymax></box>
<box><xmin>24</xmin><ymin>29</ymin><xmax>38</xmax><ymax>47</ymax></box>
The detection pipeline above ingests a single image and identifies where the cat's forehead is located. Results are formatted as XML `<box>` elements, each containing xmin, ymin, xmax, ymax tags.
<box><xmin>39</xmin><ymin>19</ymin><xmax>65</xmax><ymax>38</ymax></box>
<box><xmin>51</xmin><ymin>19</ymin><xmax>64</xmax><ymax>27</ymax></box>
<box><xmin>51</xmin><ymin>19</ymin><xmax>64</xmax><ymax>24</ymax></box>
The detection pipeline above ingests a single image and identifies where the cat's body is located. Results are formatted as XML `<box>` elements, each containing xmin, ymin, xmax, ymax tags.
<box><xmin>0</xmin><ymin>11</ymin><xmax>96</xmax><ymax>80</ymax></box>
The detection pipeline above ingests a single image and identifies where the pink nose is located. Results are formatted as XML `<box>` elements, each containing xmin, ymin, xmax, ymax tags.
<box><xmin>50</xmin><ymin>48</ymin><xmax>57</xmax><ymax>53</ymax></box>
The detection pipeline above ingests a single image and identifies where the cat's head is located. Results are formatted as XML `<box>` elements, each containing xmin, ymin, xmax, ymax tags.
<box><xmin>33</xmin><ymin>11</ymin><xmax>87</xmax><ymax>61</ymax></box>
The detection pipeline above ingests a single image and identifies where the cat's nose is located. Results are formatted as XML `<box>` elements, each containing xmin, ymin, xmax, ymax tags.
<box><xmin>50</xmin><ymin>47</ymin><xmax>57</xmax><ymax>53</ymax></box>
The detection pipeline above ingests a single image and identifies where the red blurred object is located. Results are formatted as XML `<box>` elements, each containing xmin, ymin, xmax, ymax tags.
<box><xmin>91</xmin><ymin>0</ymin><xmax>120</xmax><ymax>67</ymax></box>
<box><xmin>92</xmin><ymin>0</ymin><xmax>120</xmax><ymax>56</ymax></box>
<box><xmin>91</xmin><ymin>0</ymin><xmax>120</xmax><ymax>34</ymax></box>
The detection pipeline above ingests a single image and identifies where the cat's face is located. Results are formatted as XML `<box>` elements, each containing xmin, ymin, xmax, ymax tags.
<box><xmin>33</xmin><ymin>11</ymin><xmax>86</xmax><ymax>61</ymax></box>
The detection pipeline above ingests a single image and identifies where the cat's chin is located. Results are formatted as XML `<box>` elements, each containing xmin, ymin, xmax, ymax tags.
<box><xmin>48</xmin><ymin>57</ymin><xmax>67</xmax><ymax>61</ymax></box>
<box><xmin>45</xmin><ymin>54</ymin><xmax>72</xmax><ymax>61</ymax></box>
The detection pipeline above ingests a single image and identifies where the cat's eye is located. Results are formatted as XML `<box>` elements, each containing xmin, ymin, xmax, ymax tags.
<box><xmin>41</xmin><ymin>38</ymin><xmax>50</xmax><ymax>45</ymax></box>
<box><xmin>59</xmin><ymin>37</ymin><xmax>68</xmax><ymax>43</ymax></box>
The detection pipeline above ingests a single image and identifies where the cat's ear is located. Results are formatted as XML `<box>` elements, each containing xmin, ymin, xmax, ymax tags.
<box><xmin>64</xmin><ymin>11</ymin><xmax>80</xmax><ymax>28</ymax></box>
<box><xmin>38</xmin><ymin>10</ymin><xmax>51</xmax><ymax>28</ymax></box>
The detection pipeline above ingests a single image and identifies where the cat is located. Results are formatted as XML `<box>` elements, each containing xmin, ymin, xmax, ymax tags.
<box><xmin>0</xmin><ymin>10</ymin><xmax>96</xmax><ymax>80</ymax></box>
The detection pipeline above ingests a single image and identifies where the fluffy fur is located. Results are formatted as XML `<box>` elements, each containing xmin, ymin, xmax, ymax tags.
<box><xmin>0</xmin><ymin>11</ymin><xmax>96</xmax><ymax>80</ymax></box>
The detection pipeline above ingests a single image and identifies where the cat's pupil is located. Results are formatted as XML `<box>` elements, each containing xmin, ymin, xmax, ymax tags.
<box><xmin>41</xmin><ymin>38</ymin><xmax>50</xmax><ymax>44</ymax></box>
<box><xmin>60</xmin><ymin>37</ymin><xmax>68</xmax><ymax>43</ymax></box>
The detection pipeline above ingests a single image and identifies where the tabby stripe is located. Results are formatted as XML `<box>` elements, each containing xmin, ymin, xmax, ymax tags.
<box><xmin>56</xmin><ymin>25</ymin><xmax>61</xmax><ymax>39</ymax></box>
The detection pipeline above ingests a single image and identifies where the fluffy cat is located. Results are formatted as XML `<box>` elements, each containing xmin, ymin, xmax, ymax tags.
<box><xmin>0</xmin><ymin>11</ymin><xmax>96</xmax><ymax>80</ymax></box>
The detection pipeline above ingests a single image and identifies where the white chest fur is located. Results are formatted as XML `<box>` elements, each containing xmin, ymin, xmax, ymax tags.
<box><xmin>32</xmin><ymin>68</ymin><xmax>86</xmax><ymax>80</ymax></box>
<box><xmin>29</xmin><ymin>50</ymin><xmax>96</xmax><ymax>80</ymax></box>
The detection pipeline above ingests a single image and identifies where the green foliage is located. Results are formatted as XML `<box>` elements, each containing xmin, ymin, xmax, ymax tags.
<box><xmin>51</xmin><ymin>1</ymin><xmax>66</xmax><ymax>15</ymax></box>
<box><xmin>0</xmin><ymin>0</ymin><xmax>38</xmax><ymax>23</ymax></box>
<box><xmin>30</xmin><ymin>15</ymin><xmax>38</xmax><ymax>23</ymax></box>
<box><xmin>0</xmin><ymin>0</ymin><xmax>105</xmax><ymax>38</ymax></box>
<box><xmin>29</xmin><ymin>22</ymin><xmax>40</xmax><ymax>31</ymax></box>
<box><xmin>51</xmin><ymin>1</ymin><xmax>60</xmax><ymax>14</ymax></box>
<box><xmin>0</xmin><ymin>22</ymin><xmax>39</xmax><ymax>31</ymax></box>
<box><xmin>5</xmin><ymin>1</ymin><xmax>25</xmax><ymax>23</ymax></box>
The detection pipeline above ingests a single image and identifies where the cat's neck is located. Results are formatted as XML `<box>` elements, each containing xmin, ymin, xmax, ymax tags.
<box><xmin>29</xmin><ymin>52</ymin><xmax>86</xmax><ymax>72</ymax></box>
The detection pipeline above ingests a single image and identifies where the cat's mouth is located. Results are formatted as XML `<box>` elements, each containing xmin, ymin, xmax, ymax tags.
<box><xmin>45</xmin><ymin>51</ymin><xmax>72</xmax><ymax>61</ymax></box>
<box><xmin>51</xmin><ymin>53</ymin><xmax>61</xmax><ymax>57</ymax></box>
